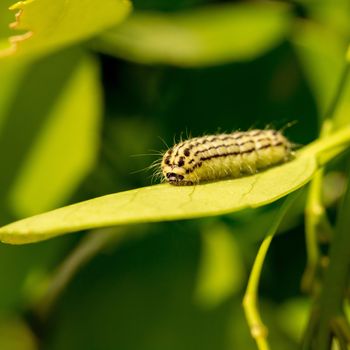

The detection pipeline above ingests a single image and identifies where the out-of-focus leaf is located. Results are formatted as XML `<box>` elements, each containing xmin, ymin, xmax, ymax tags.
<box><xmin>0</xmin><ymin>49</ymin><xmax>101</xmax><ymax>222</ymax></box>
<box><xmin>9</xmin><ymin>51</ymin><xmax>101</xmax><ymax>216</ymax></box>
<box><xmin>8</xmin><ymin>52</ymin><xmax>102</xmax><ymax>217</ymax></box>
<box><xmin>40</xmin><ymin>226</ymin><xmax>234</xmax><ymax>350</ymax></box>
<box><xmin>291</xmin><ymin>20</ymin><xmax>347</xmax><ymax>118</ymax></box>
<box><xmin>276</xmin><ymin>298</ymin><xmax>310</xmax><ymax>342</ymax></box>
<box><xmin>194</xmin><ymin>222</ymin><xmax>244</xmax><ymax>308</ymax></box>
<box><xmin>0</xmin><ymin>0</ymin><xmax>16</xmax><ymax>51</ymax></box>
<box><xmin>94</xmin><ymin>2</ymin><xmax>292</xmax><ymax>66</ymax></box>
<box><xmin>291</xmin><ymin>20</ymin><xmax>350</xmax><ymax>131</ymax></box>
<box><xmin>0</xmin><ymin>154</ymin><xmax>317</xmax><ymax>244</ymax></box>
<box><xmin>0</xmin><ymin>232</ymin><xmax>71</xmax><ymax>313</ymax></box>
<box><xmin>0</xmin><ymin>0</ymin><xmax>131</xmax><ymax>59</ymax></box>
<box><xmin>295</xmin><ymin>0</ymin><xmax>350</xmax><ymax>38</ymax></box>
<box><xmin>0</xmin><ymin>60</ymin><xmax>28</xmax><ymax>130</ymax></box>
<box><xmin>0</xmin><ymin>316</ymin><xmax>37</xmax><ymax>350</ymax></box>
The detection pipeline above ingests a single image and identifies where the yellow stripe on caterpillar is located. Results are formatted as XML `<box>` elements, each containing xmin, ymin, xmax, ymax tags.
<box><xmin>161</xmin><ymin>129</ymin><xmax>293</xmax><ymax>185</ymax></box>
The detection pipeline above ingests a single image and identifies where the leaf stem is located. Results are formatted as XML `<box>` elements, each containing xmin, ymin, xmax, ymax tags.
<box><xmin>300</xmin><ymin>125</ymin><xmax>350</xmax><ymax>163</ymax></box>
<box><xmin>243</xmin><ymin>193</ymin><xmax>298</xmax><ymax>350</ymax></box>
<box><xmin>302</xmin><ymin>121</ymin><xmax>334</xmax><ymax>293</ymax></box>
<box><xmin>302</xmin><ymin>43</ymin><xmax>350</xmax><ymax>349</ymax></box>
<box><xmin>35</xmin><ymin>227</ymin><xmax>127</xmax><ymax>320</ymax></box>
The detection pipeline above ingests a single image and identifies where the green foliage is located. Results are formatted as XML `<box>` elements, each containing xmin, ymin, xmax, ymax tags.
<box><xmin>0</xmin><ymin>0</ymin><xmax>350</xmax><ymax>349</ymax></box>
<box><xmin>94</xmin><ymin>2</ymin><xmax>291</xmax><ymax>66</ymax></box>
<box><xmin>0</xmin><ymin>49</ymin><xmax>102</xmax><ymax>221</ymax></box>
<box><xmin>0</xmin><ymin>0</ymin><xmax>131</xmax><ymax>59</ymax></box>
<box><xmin>0</xmin><ymin>152</ymin><xmax>317</xmax><ymax>243</ymax></box>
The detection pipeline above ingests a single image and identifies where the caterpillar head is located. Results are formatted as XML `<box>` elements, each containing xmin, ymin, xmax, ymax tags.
<box><xmin>161</xmin><ymin>148</ymin><xmax>194</xmax><ymax>186</ymax></box>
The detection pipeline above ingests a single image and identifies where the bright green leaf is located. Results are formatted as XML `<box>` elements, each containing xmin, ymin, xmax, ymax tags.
<box><xmin>8</xmin><ymin>52</ymin><xmax>102</xmax><ymax>217</ymax></box>
<box><xmin>94</xmin><ymin>2</ymin><xmax>292</xmax><ymax>66</ymax></box>
<box><xmin>0</xmin><ymin>0</ymin><xmax>16</xmax><ymax>51</ymax></box>
<box><xmin>0</xmin><ymin>49</ymin><xmax>101</xmax><ymax>222</ymax></box>
<box><xmin>0</xmin><ymin>154</ymin><xmax>317</xmax><ymax>244</ymax></box>
<box><xmin>0</xmin><ymin>0</ymin><xmax>131</xmax><ymax>59</ymax></box>
<box><xmin>1</xmin><ymin>126</ymin><xmax>350</xmax><ymax>245</ymax></box>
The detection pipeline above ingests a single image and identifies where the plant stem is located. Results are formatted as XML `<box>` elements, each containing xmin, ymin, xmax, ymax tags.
<box><xmin>302</xmin><ymin>121</ymin><xmax>334</xmax><ymax>293</ymax></box>
<box><xmin>314</xmin><ymin>158</ymin><xmax>350</xmax><ymax>350</ymax></box>
<box><xmin>300</xmin><ymin>125</ymin><xmax>350</xmax><ymax>164</ymax></box>
<box><xmin>302</xmin><ymin>43</ymin><xmax>350</xmax><ymax>350</ymax></box>
<box><xmin>35</xmin><ymin>227</ymin><xmax>127</xmax><ymax>320</ymax></box>
<box><xmin>243</xmin><ymin>193</ymin><xmax>298</xmax><ymax>350</ymax></box>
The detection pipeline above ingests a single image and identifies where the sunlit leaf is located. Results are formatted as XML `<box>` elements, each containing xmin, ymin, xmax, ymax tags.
<box><xmin>0</xmin><ymin>0</ymin><xmax>16</xmax><ymax>51</ymax></box>
<box><xmin>1</xmin><ymin>125</ymin><xmax>350</xmax><ymax>244</ymax></box>
<box><xmin>0</xmin><ymin>153</ymin><xmax>316</xmax><ymax>244</ymax></box>
<box><xmin>8</xmin><ymin>52</ymin><xmax>102</xmax><ymax>217</ymax></box>
<box><xmin>94</xmin><ymin>2</ymin><xmax>292</xmax><ymax>66</ymax></box>
<box><xmin>0</xmin><ymin>0</ymin><xmax>131</xmax><ymax>59</ymax></box>
<box><xmin>0</xmin><ymin>49</ymin><xmax>101</xmax><ymax>222</ymax></box>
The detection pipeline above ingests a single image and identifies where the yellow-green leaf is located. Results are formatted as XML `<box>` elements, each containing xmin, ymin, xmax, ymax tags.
<box><xmin>1</xmin><ymin>126</ymin><xmax>350</xmax><ymax>245</ymax></box>
<box><xmin>0</xmin><ymin>0</ymin><xmax>16</xmax><ymax>51</ymax></box>
<box><xmin>0</xmin><ymin>316</ymin><xmax>36</xmax><ymax>350</ymax></box>
<box><xmin>0</xmin><ymin>154</ymin><xmax>316</xmax><ymax>244</ymax></box>
<box><xmin>0</xmin><ymin>0</ymin><xmax>131</xmax><ymax>59</ymax></box>
<box><xmin>95</xmin><ymin>2</ymin><xmax>291</xmax><ymax>66</ymax></box>
<box><xmin>8</xmin><ymin>52</ymin><xmax>102</xmax><ymax>217</ymax></box>
<box><xmin>0</xmin><ymin>49</ymin><xmax>102</xmax><ymax>222</ymax></box>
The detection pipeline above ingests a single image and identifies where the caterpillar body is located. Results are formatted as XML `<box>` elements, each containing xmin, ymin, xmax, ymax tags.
<box><xmin>161</xmin><ymin>129</ymin><xmax>292</xmax><ymax>186</ymax></box>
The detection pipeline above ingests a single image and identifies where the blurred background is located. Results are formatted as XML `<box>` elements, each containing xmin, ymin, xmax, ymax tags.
<box><xmin>0</xmin><ymin>0</ymin><xmax>349</xmax><ymax>349</ymax></box>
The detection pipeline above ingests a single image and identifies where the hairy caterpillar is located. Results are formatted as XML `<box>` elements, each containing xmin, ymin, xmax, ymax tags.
<box><xmin>161</xmin><ymin>129</ymin><xmax>293</xmax><ymax>185</ymax></box>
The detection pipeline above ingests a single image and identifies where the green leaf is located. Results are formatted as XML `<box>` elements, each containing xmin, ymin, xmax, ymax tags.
<box><xmin>0</xmin><ymin>0</ymin><xmax>131</xmax><ymax>59</ymax></box>
<box><xmin>0</xmin><ymin>60</ymin><xmax>28</xmax><ymax>130</ymax></box>
<box><xmin>194</xmin><ymin>222</ymin><xmax>245</xmax><ymax>308</ymax></box>
<box><xmin>0</xmin><ymin>316</ymin><xmax>36</xmax><ymax>350</ymax></box>
<box><xmin>94</xmin><ymin>2</ymin><xmax>292</xmax><ymax>66</ymax></box>
<box><xmin>276</xmin><ymin>298</ymin><xmax>310</xmax><ymax>342</ymax></box>
<box><xmin>294</xmin><ymin>0</ymin><xmax>350</xmax><ymax>38</ymax></box>
<box><xmin>0</xmin><ymin>0</ymin><xmax>16</xmax><ymax>51</ymax></box>
<box><xmin>0</xmin><ymin>154</ymin><xmax>316</xmax><ymax>244</ymax></box>
<box><xmin>292</xmin><ymin>21</ymin><xmax>346</xmax><ymax>116</ymax></box>
<box><xmin>1</xmin><ymin>126</ymin><xmax>350</xmax><ymax>245</ymax></box>
<box><xmin>291</xmin><ymin>20</ymin><xmax>349</xmax><ymax>127</ymax></box>
<box><xmin>0</xmin><ymin>49</ymin><xmax>102</xmax><ymax>220</ymax></box>
<box><xmin>8</xmin><ymin>52</ymin><xmax>102</xmax><ymax>217</ymax></box>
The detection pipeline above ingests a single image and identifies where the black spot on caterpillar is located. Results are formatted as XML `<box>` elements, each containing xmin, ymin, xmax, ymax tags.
<box><xmin>161</xmin><ymin>129</ymin><xmax>293</xmax><ymax>185</ymax></box>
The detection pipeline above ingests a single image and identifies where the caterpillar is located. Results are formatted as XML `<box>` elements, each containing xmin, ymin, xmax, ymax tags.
<box><xmin>161</xmin><ymin>129</ymin><xmax>293</xmax><ymax>186</ymax></box>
